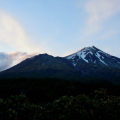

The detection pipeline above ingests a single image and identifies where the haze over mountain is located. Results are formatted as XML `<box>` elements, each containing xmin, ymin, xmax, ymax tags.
<box><xmin>0</xmin><ymin>46</ymin><xmax>120</xmax><ymax>83</ymax></box>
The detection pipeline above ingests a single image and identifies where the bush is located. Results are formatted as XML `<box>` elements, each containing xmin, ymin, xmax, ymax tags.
<box><xmin>1</xmin><ymin>88</ymin><xmax>120</xmax><ymax>119</ymax></box>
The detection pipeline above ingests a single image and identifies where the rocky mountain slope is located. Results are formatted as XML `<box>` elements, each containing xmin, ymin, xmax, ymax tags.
<box><xmin>64</xmin><ymin>46</ymin><xmax>120</xmax><ymax>82</ymax></box>
<box><xmin>65</xmin><ymin>46</ymin><xmax>120</xmax><ymax>69</ymax></box>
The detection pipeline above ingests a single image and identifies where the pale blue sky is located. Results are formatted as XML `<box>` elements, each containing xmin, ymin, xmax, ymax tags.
<box><xmin>0</xmin><ymin>0</ymin><xmax>120</xmax><ymax>58</ymax></box>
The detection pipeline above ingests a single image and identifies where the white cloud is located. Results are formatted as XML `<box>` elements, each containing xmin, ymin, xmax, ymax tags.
<box><xmin>0</xmin><ymin>51</ymin><xmax>37</xmax><ymax>72</ymax></box>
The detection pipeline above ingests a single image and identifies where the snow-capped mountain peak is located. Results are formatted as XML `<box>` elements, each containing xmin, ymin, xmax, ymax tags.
<box><xmin>65</xmin><ymin>46</ymin><xmax>120</xmax><ymax>69</ymax></box>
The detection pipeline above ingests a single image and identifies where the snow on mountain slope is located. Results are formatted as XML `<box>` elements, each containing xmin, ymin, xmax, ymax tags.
<box><xmin>65</xmin><ymin>46</ymin><xmax>120</xmax><ymax>69</ymax></box>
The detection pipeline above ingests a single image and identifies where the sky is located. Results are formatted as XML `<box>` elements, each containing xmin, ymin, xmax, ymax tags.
<box><xmin>0</xmin><ymin>0</ymin><xmax>120</xmax><ymax>71</ymax></box>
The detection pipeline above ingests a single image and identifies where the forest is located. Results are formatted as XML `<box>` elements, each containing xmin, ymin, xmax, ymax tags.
<box><xmin>0</xmin><ymin>78</ymin><xmax>120</xmax><ymax>119</ymax></box>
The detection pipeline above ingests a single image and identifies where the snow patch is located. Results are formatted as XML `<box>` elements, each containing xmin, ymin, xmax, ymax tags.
<box><xmin>95</xmin><ymin>53</ymin><xmax>108</xmax><ymax>66</ymax></box>
<box><xmin>100</xmin><ymin>59</ymin><xmax>108</xmax><ymax>66</ymax></box>
<box><xmin>73</xmin><ymin>62</ymin><xmax>77</xmax><ymax>66</ymax></box>
<box><xmin>77</xmin><ymin>51</ymin><xmax>89</xmax><ymax>63</ymax></box>
<box><xmin>89</xmin><ymin>51</ymin><xmax>93</xmax><ymax>55</ymax></box>
<box><xmin>66</xmin><ymin>54</ymin><xmax>75</xmax><ymax>59</ymax></box>
<box><xmin>96</xmin><ymin>52</ymin><xmax>101</xmax><ymax>58</ymax></box>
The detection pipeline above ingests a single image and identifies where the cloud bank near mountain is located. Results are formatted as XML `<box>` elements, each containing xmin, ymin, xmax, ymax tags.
<box><xmin>0</xmin><ymin>51</ymin><xmax>37</xmax><ymax>72</ymax></box>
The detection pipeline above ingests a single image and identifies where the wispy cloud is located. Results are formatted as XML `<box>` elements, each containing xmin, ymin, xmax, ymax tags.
<box><xmin>0</xmin><ymin>11</ymin><xmax>53</xmax><ymax>71</ymax></box>
<box><xmin>85</xmin><ymin>0</ymin><xmax>120</xmax><ymax>34</ymax></box>
<box><xmin>73</xmin><ymin>0</ymin><xmax>120</xmax><ymax>57</ymax></box>
<box><xmin>0</xmin><ymin>11</ymin><xmax>48</xmax><ymax>53</ymax></box>
<box><xmin>99</xmin><ymin>29</ymin><xmax>119</xmax><ymax>40</ymax></box>
<box><xmin>0</xmin><ymin>51</ymin><xmax>37</xmax><ymax>72</ymax></box>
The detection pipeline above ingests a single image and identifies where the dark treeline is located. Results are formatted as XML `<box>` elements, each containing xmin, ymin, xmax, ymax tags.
<box><xmin>0</xmin><ymin>78</ymin><xmax>120</xmax><ymax>105</ymax></box>
<box><xmin>1</xmin><ymin>78</ymin><xmax>120</xmax><ymax>119</ymax></box>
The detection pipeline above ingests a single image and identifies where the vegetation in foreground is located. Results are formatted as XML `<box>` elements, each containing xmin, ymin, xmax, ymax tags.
<box><xmin>0</xmin><ymin>78</ymin><xmax>120</xmax><ymax>119</ymax></box>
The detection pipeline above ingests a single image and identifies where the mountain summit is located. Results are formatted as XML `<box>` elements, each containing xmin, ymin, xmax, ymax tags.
<box><xmin>65</xmin><ymin>46</ymin><xmax>120</xmax><ymax>69</ymax></box>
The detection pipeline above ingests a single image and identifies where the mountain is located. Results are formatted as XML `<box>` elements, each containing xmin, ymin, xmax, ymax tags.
<box><xmin>0</xmin><ymin>46</ymin><xmax>120</xmax><ymax>84</ymax></box>
<box><xmin>0</xmin><ymin>53</ymin><xmax>81</xmax><ymax>80</ymax></box>
<box><xmin>65</xmin><ymin>46</ymin><xmax>120</xmax><ymax>69</ymax></box>
<box><xmin>65</xmin><ymin>46</ymin><xmax>120</xmax><ymax>83</ymax></box>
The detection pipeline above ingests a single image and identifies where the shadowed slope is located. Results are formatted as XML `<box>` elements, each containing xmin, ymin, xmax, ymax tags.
<box><xmin>0</xmin><ymin>54</ymin><xmax>81</xmax><ymax>80</ymax></box>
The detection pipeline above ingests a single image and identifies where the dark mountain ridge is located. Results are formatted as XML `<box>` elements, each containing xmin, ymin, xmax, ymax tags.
<box><xmin>0</xmin><ymin>46</ymin><xmax>120</xmax><ymax>83</ymax></box>
<box><xmin>0</xmin><ymin>53</ymin><xmax>81</xmax><ymax>80</ymax></box>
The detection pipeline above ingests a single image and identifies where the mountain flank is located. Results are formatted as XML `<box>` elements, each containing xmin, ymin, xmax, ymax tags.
<box><xmin>65</xmin><ymin>46</ymin><xmax>120</xmax><ymax>69</ymax></box>
<box><xmin>0</xmin><ymin>46</ymin><xmax>120</xmax><ymax>83</ymax></box>
<box><xmin>0</xmin><ymin>53</ymin><xmax>81</xmax><ymax>80</ymax></box>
